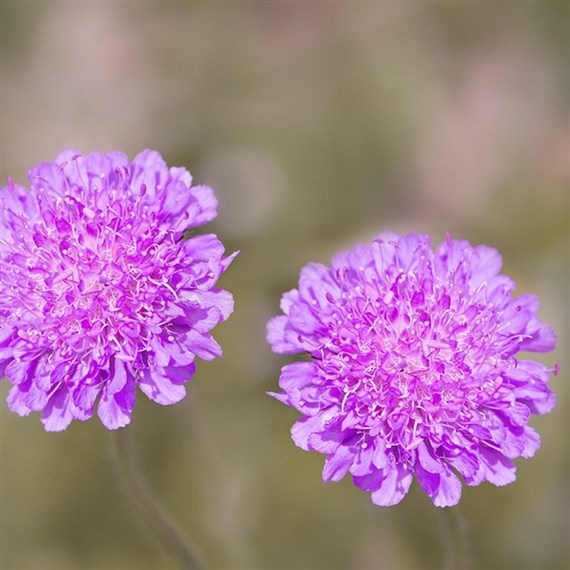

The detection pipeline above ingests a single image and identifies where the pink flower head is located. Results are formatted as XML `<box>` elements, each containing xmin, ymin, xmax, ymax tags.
<box><xmin>1</xmin><ymin>150</ymin><xmax>237</xmax><ymax>430</ymax></box>
<box><xmin>267</xmin><ymin>233</ymin><xmax>557</xmax><ymax>507</ymax></box>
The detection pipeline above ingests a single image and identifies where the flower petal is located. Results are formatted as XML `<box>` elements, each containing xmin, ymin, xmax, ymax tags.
<box><xmin>370</xmin><ymin>466</ymin><xmax>413</xmax><ymax>507</ymax></box>
<box><xmin>139</xmin><ymin>369</ymin><xmax>187</xmax><ymax>405</ymax></box>
<box><xmin>98</xmin><ymin>380</ymin><xmax>135</xmax><ymax>430</ymax></box>
<box><xmin>41</xmin><ymin>387</ymin><xmax>75</xmax><ymax>432</ymax></box>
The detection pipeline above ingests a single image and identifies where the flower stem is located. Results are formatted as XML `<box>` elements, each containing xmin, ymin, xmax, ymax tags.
<box><xmin>111</xmin><ymin>427</ymin><xmax>201</xmax><ymax>569</ymax></box>
<box><xmin>438</xmin><ymin>507</ymin><xmax>469</xmax><ymax>570</ymax></box>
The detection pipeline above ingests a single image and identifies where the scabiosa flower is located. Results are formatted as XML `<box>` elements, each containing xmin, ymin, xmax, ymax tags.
<box><xmin>267</xmin><ymin>233</ymin><xmax>557</xmax><ymax>507</ymax></box>
<box><xmin>1</xmin><ymin>150</ymin><xmax>236</xmax><ymax>431</ymax></box>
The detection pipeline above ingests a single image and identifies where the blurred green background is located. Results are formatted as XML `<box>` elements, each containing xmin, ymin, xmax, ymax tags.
<box><xmin>1</xmin><ymin>2</ymin><xmax>568</xmax><ymax>569</ymax></box>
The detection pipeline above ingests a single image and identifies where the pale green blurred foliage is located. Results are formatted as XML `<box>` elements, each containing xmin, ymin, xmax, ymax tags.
<box><xmin>1</xmin><ymin>2</ymin><xmax>567</xmax><ymax>569</ymax></box>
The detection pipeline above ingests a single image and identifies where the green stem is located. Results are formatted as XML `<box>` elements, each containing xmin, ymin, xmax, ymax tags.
<box><xmin>438</xmin><ymin>507</ymin><xmax>469</xmax><ymax>570</ymax></box>
<box><xmin>112</xmin><ymin>427</ymin><xmax>201</xmax><ymax>569</ymax></box>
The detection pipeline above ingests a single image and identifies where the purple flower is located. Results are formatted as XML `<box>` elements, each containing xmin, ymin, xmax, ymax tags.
<box><xmin>267</xmin><ymin>233</ymin><xmax>557</xmax><ymax>507</ymax></box>
<box><xmin>1</xmin><ymin>150</ymin><xmax>236</xmax><ymax>431</ymax></box>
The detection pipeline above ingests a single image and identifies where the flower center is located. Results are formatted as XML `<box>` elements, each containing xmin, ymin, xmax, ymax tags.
<box><xmin>316</xmin><ymin>269</ymin><xmax>503</xmax><ymax>454</ymax></box>
<box><xmin>2</xmin><ymin>186</ymin><xmax>181</xmax><ymax>365</ymax></box>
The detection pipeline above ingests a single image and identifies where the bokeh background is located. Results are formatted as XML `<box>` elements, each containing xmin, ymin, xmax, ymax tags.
<box><xmin>1</xmin><ymin>2</ymin><xmax>568</xmax><ymax>569</ymax></box>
